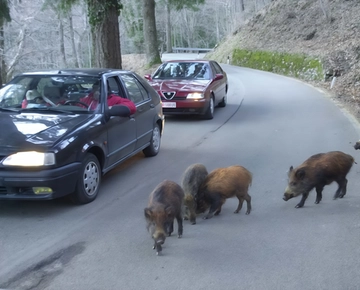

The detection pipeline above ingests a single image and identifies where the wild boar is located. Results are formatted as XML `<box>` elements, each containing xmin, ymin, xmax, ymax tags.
<box><xmin>181</xmin><ymin>163</ymin><xmax>208</xmax><ymax>225</ymax></box>
<box><xmin>196</xmin><ymin>165</ymin><xmax>252</xmax><ymax>219</ymax></box>
<box><xmin>354</xmin><ymin>141</ymin><xmax>360</xmax><ymax>150</ymax></box>
<box><xmin>144</xmin><ymin>180</ymin><xmax>184</xmax><ymax>255</ymax></box>
<box><xmin>283</xmin><ymin>151</ymin><xmax>355</xmax><ymax>208</ymax></box>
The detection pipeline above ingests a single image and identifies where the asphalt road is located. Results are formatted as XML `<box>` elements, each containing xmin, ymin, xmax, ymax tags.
<box><xmin>1</xmin><ymin>56</ymin><xmax>360</xmax><ymax>290</ymax></box>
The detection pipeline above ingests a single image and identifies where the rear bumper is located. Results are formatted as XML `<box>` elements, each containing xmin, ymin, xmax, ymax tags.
<box><xmin>0</xmin><ymin>162</ymin><xmax>81</xmax><ymax>200</ymax></box>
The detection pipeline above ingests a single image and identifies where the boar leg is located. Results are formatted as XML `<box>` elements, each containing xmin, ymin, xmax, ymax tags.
<box><xmin>176</xmin><ymin>214</ymin><xmax>183</xmax><ymax>238</ymax></box>
<box><xmin>234</xmin><ymin>197</ymin><xmax>244</xmax><ymax>214</ymax></box>
<box><xmin>167</xmin><ymin>221</ymin><xmax>174</xmax><ymax>236</ymax></box>
<box><xmin>295</xmin><ymin>192</ymin><xmax>309</xmax><ymax>208</ymax></box>
<box><xmin>245</xmin><ymin>194</ymin><xmax>252</xmax><ymax>215</ymax></box>
<box><xmin>338</xmin><ymin>178</ymin><xmax>348</xmax><ymax>198</ymax></box>
<box><xmin>156</xmin><ymin>244</ymin><xmax>162</xmax><ymax>255</ymax></box>
<box><xmin>315</xmin><ymin>186</ymin><xmax>323</xmax><ymax>204</ymax></box>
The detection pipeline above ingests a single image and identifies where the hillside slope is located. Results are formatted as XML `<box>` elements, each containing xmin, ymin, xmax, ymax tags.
<box><xmin>206</xmin><ymin>0</ymin><xmax>360</xmax><ymax>121</ymax></box>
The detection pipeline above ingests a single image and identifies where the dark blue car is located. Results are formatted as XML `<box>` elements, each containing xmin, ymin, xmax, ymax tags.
<box><xmin>0</xmin><ymin>69</ymin><xmax>164</xmax><ymax>204</ymax></box>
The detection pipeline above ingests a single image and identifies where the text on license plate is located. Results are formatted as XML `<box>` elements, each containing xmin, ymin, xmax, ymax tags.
<box><xmin>162</xmin><ymin>102</ymin><xmax>176</xmax><ymax>108</ymax></box>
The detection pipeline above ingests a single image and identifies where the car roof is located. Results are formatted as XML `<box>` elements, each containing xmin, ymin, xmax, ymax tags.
<box><xmin>17</xmin><ymin>68</ymin><xmax>133</xmax><ymax>77</ymax></box>
<box><xmin>163</xmin><ymin>60</ymin><xmax>212</xmax><ymax>63</ymax></box>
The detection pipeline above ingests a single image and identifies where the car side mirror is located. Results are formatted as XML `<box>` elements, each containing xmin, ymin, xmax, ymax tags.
<box><xmin>214</xmin><ymin>74</ymin><xmax>224</xmax><ymax>81</ymax></box>
<box><xmin>144</xmin><ymin>74</ymin><xmax>152</xmax><ymax>81</ymax></box>
<box><xmin>108</xmin><ymin>105</ymin><xmax>131</xmax><ymax>117</ymax></box>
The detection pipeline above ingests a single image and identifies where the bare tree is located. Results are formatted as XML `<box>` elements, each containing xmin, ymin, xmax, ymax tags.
<box><xmin>143</xmin><ymin>0</ymin><xmax>161</xmax><ymax>66</ymax></box>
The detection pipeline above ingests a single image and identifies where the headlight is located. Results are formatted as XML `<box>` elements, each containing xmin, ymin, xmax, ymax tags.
<box><xmin>187</xmin><ymin>93</ymin><xmax>204</xmax><ymax>99</ymax></box>
<box><xmin>2</xmin><ymin>152</ymin><xmax>55</xmax><ymax>166</ymax></box>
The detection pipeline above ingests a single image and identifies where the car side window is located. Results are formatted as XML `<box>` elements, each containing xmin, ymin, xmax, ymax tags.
<box><xmin>211</xmin><ymin>62</ymin><xmax>223</xmax><ymax>74</ymax></box>
<box><xmin>107</xmin><ymin>76</ymin><xmax>122</xmax><ymax>95</ymax></box>
<box><xmin>119</xmin><ymin>74</ymin><xmax>149</xmax><ymax>105</ymax></box>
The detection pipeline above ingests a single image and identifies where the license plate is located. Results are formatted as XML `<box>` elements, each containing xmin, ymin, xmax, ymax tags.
<box><xmin>162</xmin><ymin>102</ymin><xmax>176</xmax><ymax>108</ymax></box>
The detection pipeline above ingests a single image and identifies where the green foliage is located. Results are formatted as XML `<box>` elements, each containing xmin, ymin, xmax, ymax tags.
<box><xmin>232</xmin><ymin>49</ymin><xmax>323</xmax><ymax>81</ymax></box>
<box><xmin>0</xmin><ymin>0</ymin><xmax>11</xmax><ymax>25</ymax></box>
<box><xmin>87</xmin><ymin>0</ymin><xmax>123</xmax><ymax>26</ymax></box>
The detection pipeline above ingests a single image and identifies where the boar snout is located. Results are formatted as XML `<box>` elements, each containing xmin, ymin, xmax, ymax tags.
<box><xmin>283</xmin><ymin>193</ymin><xmax>294</xmax><ymax>201</ymax></box>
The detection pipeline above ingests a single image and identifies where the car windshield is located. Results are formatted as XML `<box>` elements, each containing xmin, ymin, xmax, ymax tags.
<box><xmin>152</xmin><ymin>62</ymin><xmax>210</xmax><ymax>80</ymax></box>
<box><xmin>0</xmin><ymin>75</ymin><xmax>102</xmax><ymax>113</ymax></box>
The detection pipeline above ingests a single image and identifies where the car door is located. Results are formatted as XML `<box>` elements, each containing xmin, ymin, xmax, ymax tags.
<box><xmin>105</xmin><ymin>75</ymin><xmax>136</xmax><ymax>167</ymax></box>
<box><xmin>210</xmin><ymin>61</ymin><xmax>227</xmax><ymax>103</ymax></box>
<box><xmin>119</xmin><ymin>74</ymin><xmax>154</xmax><ymax>150</ymax></box>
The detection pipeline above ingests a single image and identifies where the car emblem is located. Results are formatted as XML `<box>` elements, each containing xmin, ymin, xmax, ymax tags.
<box><xmin>162</xmin><ymin>92</ymin><xmax>176</xmax><ymax>100</ymax></box>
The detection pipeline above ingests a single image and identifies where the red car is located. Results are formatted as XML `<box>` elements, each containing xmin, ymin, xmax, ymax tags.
<box><xmin>144</xmin><ymin>60</ymin><xmax>228</xmax><ymax>119</ymax></box>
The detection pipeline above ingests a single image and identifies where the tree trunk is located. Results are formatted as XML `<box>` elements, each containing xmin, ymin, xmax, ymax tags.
<box><xmin>88</xmin><ymin>0</ymin><xmax>122</xmax><ymax>69</ymax></box>
<box><xmin>165</xmin><ymin>1</ymin><xmax>172</xmax><ymax>53</ymax></box>
<box><xmin>239</xmin><ymin>0</ymin><xmax>245</xmax><ymax>11</ymax></box>
<box><xmin>143</xmin><ymin>0</ymin><xmax>161</xmax><ymax>66</ymax></box>
<box><xmin>0</xmin><ymin>25</ymin><xmax>5</xmax><ymax>85</ymax></box>
<box><xmin>59</xmin><ymin>18</ymin><xmax>67</xmax><ymax>67</ymax></box>
<box><xmin>68</xmin><ymin>14</ymin><xmax>80</xmax><ymax>68</ymax></box>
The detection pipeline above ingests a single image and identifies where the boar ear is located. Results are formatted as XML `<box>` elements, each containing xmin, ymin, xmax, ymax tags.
<box><xmin>295</xmin><ymin>168</ymin><xmax>306</xmax><ymax>180</ymax></box>
<box><xmin>288</xmin><ymin>166</ymin><xmax>294</xmax><ymax>176</ymax></box>
<box><xmin>144</xmin><ymin>208</ymin><xmax>152</xmax><ymax>219</ymax></box>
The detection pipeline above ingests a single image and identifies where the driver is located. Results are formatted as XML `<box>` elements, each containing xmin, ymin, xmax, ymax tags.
<box><xmin>79</xmin><ymin>82</ymin><xmax>100</xmax><ymax>110</ymax></box>
<box><xmin>80</xmin><ymin>81</ymin><xmax>136</xmax><ymax>114</ymax></box>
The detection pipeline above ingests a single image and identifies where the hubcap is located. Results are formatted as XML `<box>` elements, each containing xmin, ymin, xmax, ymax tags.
<box><xmin>152</xmin><ymin>127</ymin><xmax>160</xmax><ymax>151</ymax></box>
<box><xmin>83</xmin><ymin>161</ymin><xmax>99</xmax><ymax>196</ymax></box>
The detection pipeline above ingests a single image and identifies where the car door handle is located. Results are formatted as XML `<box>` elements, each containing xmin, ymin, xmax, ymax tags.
<box><xmin>150</xmin><ymin>104</ymin><xmax>155</xmax><ymax>108</ymax></box>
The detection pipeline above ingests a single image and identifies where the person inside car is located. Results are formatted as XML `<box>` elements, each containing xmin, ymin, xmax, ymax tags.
<box><xmin>80</xmin><ymin>81</ymin><xmax>136</xmax><ymax>114</ymax></box>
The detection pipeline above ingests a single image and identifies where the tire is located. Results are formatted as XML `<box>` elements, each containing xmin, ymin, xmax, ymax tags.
<box><xmin>143</xmin><ymin>124</ymin><xmax>161</xmax><ymax>157</ymax></box>
<box><xmin>70</xmin><ymin>153</ymin><xmax>101</xmax><ymax>204</ymax></box>
<box><xmin>218</xmin><ymin>93</ymin><xmax>227</xmax><ymax>108</ymax></box>
<box><xmin>203</xmin><ymin>96</ymin><xmax>214</xmax><ymax>119</ymax></box>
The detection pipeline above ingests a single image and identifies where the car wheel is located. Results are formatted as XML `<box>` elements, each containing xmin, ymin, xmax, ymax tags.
<box><xmin>143</xmin><ymin>124</ymin><xmax>161</xmax><ymax>157</ymax></box>
<box><xmin>203</xmin><ymin>96</ymin><xmax>214</xmax><ymax>119</ymax></box>
<box><xmin>70</xmin><ymin>153</ymin><xmax>101</xmax><ymax>204</ymax></box>
<box><xmin>218</xmin><ymin>93</ymin><xmax>227</xmax><ymax>107</ymax></box>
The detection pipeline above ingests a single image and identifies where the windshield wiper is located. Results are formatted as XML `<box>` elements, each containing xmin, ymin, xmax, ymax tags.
<box><xmin>0</xmin><ymin>107</ymin><xmax>20</xmax><ymax>112</ymax></box>
<box><xmin>20</xmin><ymin>107</ymin><xmax>76</xmax><ymax>115</ymax></box>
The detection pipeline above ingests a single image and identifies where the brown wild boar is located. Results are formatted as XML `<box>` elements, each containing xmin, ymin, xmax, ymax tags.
<box><xmin>181</xmin><ymin>163</ymin><xmax>208</xmax><ymax>225</ymax></box>
<box><xmin>196</xmin><ymin>165</ymin><xmax>252</xmax><ymax>219</ymax></box>
<box><xmin>144</xmin><ymin>180</ymin><xmax>184</xmax><ymax>255</ymax></box>
<box><xmin>283</xmin><ymin>151</ymin><xmax>355</xmax><ymax>208</ymax></box>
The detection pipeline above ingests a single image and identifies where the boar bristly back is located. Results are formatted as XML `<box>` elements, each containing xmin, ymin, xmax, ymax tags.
<box><xmin>144</xmin><ymin>180</ymin><xmax>184</xmax><ymax>255</ymax></box>
<box><xmin>181</xmin><ymin>163</ymin><xmax>208</xmax><ymax>225</ymax></box>
<box><xmin>283</xmin><ymin>151</ymin><xmax>355</xmax><ymax>208</ymax></box>
<box><xmin>196</xmin><ymin>165</ymin><xmax>252</xmax><ymax>219</ymax></box>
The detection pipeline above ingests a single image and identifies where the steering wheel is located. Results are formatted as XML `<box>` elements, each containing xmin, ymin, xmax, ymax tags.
<box><xmin>64</xmin><ymin>100</ymin><xmax>90</xmax><ymax>109</ymax></box>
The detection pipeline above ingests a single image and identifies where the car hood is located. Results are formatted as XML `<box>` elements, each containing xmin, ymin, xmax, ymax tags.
<box><xmin>0</xmin><ymin>112</ymin><xmax>93</xmax><ymax>153</ymax></box>
<box><xmin>149</xmin><ymin>79</ymin><xmax>210</xmax><ymax>92</ymax></box>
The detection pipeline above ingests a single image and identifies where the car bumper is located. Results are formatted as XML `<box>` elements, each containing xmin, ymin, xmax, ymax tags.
<box><xmin>0</xmin><ymin>162</ymin><xmax>82</xmax><ymax>200</ymax></box>
<box><xmin>162</xmin><ymin>99</ymin><xmax>209</xmax><ymax>115</ymax></box>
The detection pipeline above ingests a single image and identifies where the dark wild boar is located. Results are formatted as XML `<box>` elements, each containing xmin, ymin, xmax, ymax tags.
<box><xmin>354</xmin><ymin>141</ymin><xmax>360</xmax><ymax>150</ymax></box>
<box><xmin>283</xmin><ymin>151</ymin><xmax>355</xmax><ymax>208</ymax></box>
<box><xmin>196</xmin><ymin>165</ymin><xmax>252</xmax><ymax>219</ymax></box>
<box><xmin>181</xmin><ymin>163</ymin><xmax>208</xmax><ymax>225</ymax></box>
<box><xmin>144</xmin><ymin>180</ymin><xmax>184</xmax><ymax>255</ymax></box>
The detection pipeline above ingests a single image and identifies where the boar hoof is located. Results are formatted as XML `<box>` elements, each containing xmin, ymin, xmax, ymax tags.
<box><xmin>245</xmin><ymin>211</ymin><xmax>251</xmax><ymax>215</ymax></box>
<box><xmin>178</xmin><ymin>234</ymin><xmax>182</xmax><ymax>238</ymax></box>
<box><xmin>191</xmin><ymin>221</ymin><xmax>196</xmax><ymax>225</ymax></box>
<box><xmin>156</xmin><ymin>251</ymin><xmax>162</xmax><ymax>256</ymax></box>
<box><xmin>295</xmin><ymin>204</ymin><xmax>303</xmax><ymax>208</ymax></box>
